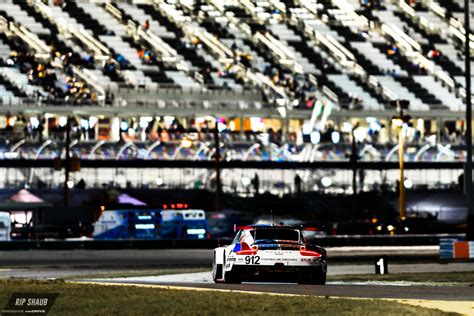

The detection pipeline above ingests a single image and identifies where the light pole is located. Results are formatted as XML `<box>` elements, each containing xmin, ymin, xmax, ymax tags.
<box><xmin>350</xmin><ymin>122</ymin><xmax>360</xmax><ymax>196</ymax></box>
<box><xmin>64</xmin><ymin>116</ymin><xmax>71</xmax><ymax>208</ymax></box>
<box><xmin>348</xmin><ymin>122</ymin><xmax>361</xmax><ymax>219</ymax></box>
<box><xmin>213</xmin><ymin>117</ymin><xmax>222</xmax><ymax>213</ymax></box>
<box><xmin>391</xmin><ymin>100</ymin><xmax>410</xmax><ymax>219</ymax></box>
<box><xmin>464</xmin><ymin>0</ymin><xmax>474</xmax><ymax>240</ymax></box>
<box><xmin>398</xmin><ymin>121</ymin><xmax>406</xmax><ymax>219</ymax></box>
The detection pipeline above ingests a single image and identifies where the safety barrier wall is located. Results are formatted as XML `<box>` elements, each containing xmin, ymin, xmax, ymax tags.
<box><xmin>0</xmin><ymin>234</ymin><xmax>463</xmax><ymax>250</ymax></box>
<box><xmin>440</xmin><ymin>238</ymin><xmax>474</xmax><ymax>259</ymax></box>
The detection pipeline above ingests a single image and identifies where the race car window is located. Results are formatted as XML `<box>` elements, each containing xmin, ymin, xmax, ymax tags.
<box><xmin>240</xmin><ymin>230</ymin><xmax>255</xmax><ymax>245</ymax></box>
<box><xmin>232</xmin><ymin>231</ymin><xmax>243</xmax><ymax>244</ymax></box>
<box><xmin>253</xmin><ymin>229</ymin><xmax>300</xmax><ymax>243</ymax></box>
<box><xmin>232</xmin><ymin>230</ymin><xmax>255</xmax><ymax>245</ymax></box>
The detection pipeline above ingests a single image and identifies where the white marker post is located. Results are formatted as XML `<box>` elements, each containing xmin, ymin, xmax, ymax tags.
<box><xmin>375</xmin><ymin>256</ymin><xmax>388</xmax><ymax>275</ymax></box>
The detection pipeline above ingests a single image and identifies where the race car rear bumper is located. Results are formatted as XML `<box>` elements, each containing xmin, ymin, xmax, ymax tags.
<box><xmin>229</xmin><ymin>261</ymin><xmax>327</xmax><ymax>282</ymax></box>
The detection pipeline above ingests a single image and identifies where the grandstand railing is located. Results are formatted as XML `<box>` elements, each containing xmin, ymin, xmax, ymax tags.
<box><xmin>0</xmin><ymin>100</ymin><xmax>469</xmax><ymax>120</ymax></box>
<box><xmin>112</xmin><ymin>83</ymin><xmax>263</xmax><ymax>102</ymax></box>
<box><xmin>0</xmin><ymin>160</ymin><xmax>463</xmax><ymax>192</ymax></box>
<box><xmin>0</xmin><ymin>159</ymin><xmax>463</xmax><ymax>169</ymax></box>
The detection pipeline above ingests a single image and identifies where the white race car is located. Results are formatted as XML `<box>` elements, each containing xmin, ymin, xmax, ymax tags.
<box><xmin>212</xmin><ymin>225</ymin><xmax>327</xmax><ymax>284</ymax></box>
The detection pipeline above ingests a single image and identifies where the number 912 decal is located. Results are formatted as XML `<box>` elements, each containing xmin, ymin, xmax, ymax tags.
<box><xmin>244</xmin><ymin>256</ymin><xmax>260</xmax><ymax>265</ymax></box>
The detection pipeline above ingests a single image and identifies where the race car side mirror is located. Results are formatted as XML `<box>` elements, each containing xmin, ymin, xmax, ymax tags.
<box><xmin>218</xmin><ymin>238</ymin><xmax>232</xmax><ymax>247</ymax></box>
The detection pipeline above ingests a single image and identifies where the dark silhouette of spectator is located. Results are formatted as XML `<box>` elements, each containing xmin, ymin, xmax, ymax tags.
<box><xmin>359</xmin><ymin>169</ymin><xmax>365</xmax><ymax>192</ymax></box>
<box><xmin>252</xmin><ymin>173</ymin><xmax>259</xmax><ymax>195</ymax></box>
<box><xmin>76</xmin><ymin>179</ymin><xmax>86</xmax><ymax>189</ymax></box>
<box><xmin>294</xmin><ymin>174</ymin><xmax>302</xmax><ymax>195</ymax></box>
<box><xmin>458</xmin><ymin>173</ymin><xmax>464</xmax><ymax>192</ymax></box>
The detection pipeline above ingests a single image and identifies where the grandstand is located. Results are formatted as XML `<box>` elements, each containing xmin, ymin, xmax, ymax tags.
<box><xmin>0</xmin><ymin>0</ymin><xmax>470</xmax><ymax>110</ymax></box>
<box><xmin>0</xmin><ymin>0</ymin><xmax>471</xmax><ymax>192</ymax></box>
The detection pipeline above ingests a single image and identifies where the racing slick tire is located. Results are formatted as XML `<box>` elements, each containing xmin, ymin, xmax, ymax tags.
<box><xmin>313</xmin><ymin>270</ymin><xmax>326</xmax><ymax>285</ymax></box>
<box><xmin>297</xmin><ymin>267</ymin><xmax>326</xmax><ymax>285</ymax></box>
<box><xmin>224</xmin><ymin>270</ymin><xmax>241</xmax><ymax>284</ymax></box>
<box><xmin>213</xmin><ymin>264</ymin><xmax>224</xmax><ymax>283</ymax></box>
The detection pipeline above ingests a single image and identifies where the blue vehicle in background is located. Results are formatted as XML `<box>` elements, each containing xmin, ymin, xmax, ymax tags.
<box><xmin>93</xmin><ymin>209</ymin><xmax>209</xmax><ymax>240</ymax></box>
<box><xmin>160</xmin><ymin>210</ymin><xmax>209</xmax><ymax>239</ymax></box>
<box><xmin>93</xmin><ymin>210</ymin><xmax>160</xmax><ymax>240</ymax></box>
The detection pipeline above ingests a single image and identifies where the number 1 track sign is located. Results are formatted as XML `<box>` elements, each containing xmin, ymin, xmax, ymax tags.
<box><xmin>375</xmin><ymin>256</ymin><xmax>388</xmax><ymax>275</ymax></box>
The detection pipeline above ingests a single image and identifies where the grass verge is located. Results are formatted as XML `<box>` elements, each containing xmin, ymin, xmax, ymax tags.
<box><xmin>0</xmin><ymin>279</ymin><xmax>458</xmax><ymax>316</ymax></box>
<box><xmin>328</xmin><ymin>272</ymin><xmax>474</xmax><ymax>285</ymax></box>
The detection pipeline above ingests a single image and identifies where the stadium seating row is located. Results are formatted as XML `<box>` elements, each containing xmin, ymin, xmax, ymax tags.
<box><xmin>0</xmin><ymin>0</ymin><xmax>471</xmax><ymax>113</ymax></box>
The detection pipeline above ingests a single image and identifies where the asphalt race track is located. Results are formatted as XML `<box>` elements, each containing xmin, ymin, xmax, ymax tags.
<box><xmin>1</xmin><ymin>262</ymin><xmax>473</xmax><ymax>280</ymax></box>
<box><xmin>85</xmin><ymin>279</ymin><xmax>474</xmax><ymax>301</ymax></box>
<box><xmin>0</xmin><ymin>249</ymin><xmax>213</xmax><ymax>267</ymax></box>
<box><xmin>70</xmin><ymin>266</ymin><xmax>473</xmax><ymax>301</ymax></box>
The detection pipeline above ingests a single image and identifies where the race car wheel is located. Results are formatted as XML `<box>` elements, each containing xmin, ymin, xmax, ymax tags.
<box><xmin>313</xmin><ymin>270</ymin><xmax>326</xmax><ymax>285</ymax></box>
<box><xmin>213</xmin><ymin>264</ymin><xmax>223</xmax><ymax>282</ymax></box>
<box><xmin>224</xmin><ymin>271</ymin><xmax>241</xmax><ymax>284</ymax></box>
<box><xmin>298</xmin><ymin>268</ymin><xmax>326</xmax><ymax>285</ymax></box>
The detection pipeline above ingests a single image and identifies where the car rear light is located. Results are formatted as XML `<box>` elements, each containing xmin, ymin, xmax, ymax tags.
<box><xmin>300</xmin><ymin>246</ymin><xmax>322</xmax><ymax>257</ymax></box>
<box><xmin>235</xmin><ymin>225</ymin><xmax>254</xmax><ymax>232</ymax></box>
<box><xmin>235</xmin><ymin>244</ymin><xmax>258</xmax><ymax>255</ymax></box>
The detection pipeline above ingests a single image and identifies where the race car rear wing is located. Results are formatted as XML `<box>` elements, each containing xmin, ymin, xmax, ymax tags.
<box><xmin>234</xmin><ymin>225</ymin><xmax>320</xmax><ymax>232</ymax></box>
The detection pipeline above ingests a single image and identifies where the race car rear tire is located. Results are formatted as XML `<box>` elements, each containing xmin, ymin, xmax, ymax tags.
<box><xmin>213</xmin><ymin>264</ymin><xmax>223</xmax><ymax>283</ymax></box>
<box><xmin>224</xmin><ymin>270</ymin><xmax>241</xmax><ymax>284</ymax></box>
<box><xmin>313</xmin><ymin>270</ymin><xmax>326</xmax><ymax>285</ymax></box>
<box><xmin>298</xmin><ymin>268</ymin><xmax>326</xmax><ymax>285</ymax></box>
